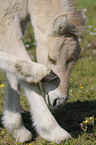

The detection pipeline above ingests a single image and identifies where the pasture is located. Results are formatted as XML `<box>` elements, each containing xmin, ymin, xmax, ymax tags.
<box><xmin>0</xmin><ymin>0</ymin><xmax>96</xmax><ymax>144</ymax></box>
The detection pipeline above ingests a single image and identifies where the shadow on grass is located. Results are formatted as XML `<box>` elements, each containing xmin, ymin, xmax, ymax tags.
<box><xmin>22</xmin><ymin>111</ymin><xmax>37</xmax><ymax>140</ymax></box>
<box><xmin>0</xmin><ymin>100</ymin><xmax>96</xmax><ymax>139</ymax></box>
<box><xmin>52</xmin><ymin>100</ymin><xmax>96</xmax><ymax>137</ymax></box>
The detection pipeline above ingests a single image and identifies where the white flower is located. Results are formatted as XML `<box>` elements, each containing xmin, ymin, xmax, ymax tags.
<box><xmin>83</xmin><ymin>8</ymin><xmax>87</xmax><ymax>12</ymax></box>
<box><xmin>25</xmin><ymin>44</ymin><xmax>30</xmax><ymax>48</ymax></box>
<box><xmin>93</xmin><ymin>50</ymin><xmax>96</xmax><ymax>53</ymax></box>
<box><xmin>70</xmin><ymin>89</ymin><xmax>72</xmax><ymax>92</ymax></box>
<box><xmin>89</xmin><ymin>32</ymin><xmax>96</xmax><ymax>36</ymax></box>
<box><xmin>78</xmin><ymin>38</ymin><xmax>82</xmax><ymax>42</ymax></box>
<box><xmin>88</xmin><ymin>43</ymin><xmax>91</xmax><ymax>47</ymax></box>
<box><xmin>33</xmin><ymin>42</ymin><xmax>37</xmax><ymax>46</ymax></box>
<box><xmin>88</xmin><ymin>25</ymin><xmax>92</xmax><ymax>29</ymax></box>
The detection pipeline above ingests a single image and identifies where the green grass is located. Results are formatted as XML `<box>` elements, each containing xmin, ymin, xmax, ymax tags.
<box><xmin>0</xmin><ymin>0</ymin><xmax>96</xmax><ymax>144</ymax></box>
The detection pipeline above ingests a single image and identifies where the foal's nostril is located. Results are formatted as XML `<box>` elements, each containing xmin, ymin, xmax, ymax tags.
<box><xmin>53</xmin><ymin>98</ymin><xmax>58</xmax><ymax>107</ymax></box>
<box><xmin>53</xmin><ymin>98</ymin><xmax>65</xmax><ymax>107</ymax></box>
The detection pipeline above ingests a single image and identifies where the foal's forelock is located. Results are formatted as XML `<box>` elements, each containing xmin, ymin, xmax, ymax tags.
<box><xmin>66</xmin><ymin>0</ymin><xmax>86</xmax><ymax>32</ymax></box>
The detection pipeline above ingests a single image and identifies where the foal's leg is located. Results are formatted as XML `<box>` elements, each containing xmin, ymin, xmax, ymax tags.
<box><xmin>21</xmin><ymin>82</ymin><xmax>71</xmax><ymax>143</ymax></box>
<box><xmin>0</xmin><ymin>17</ymin><xmax>33</xmax><ymax>142</ymax></box>
<box><xmin>0</xmin><ymin>15</ymin><xmax>50</xmax><ymax>141</ymax></box>
<box><xmin>2</xmin><ymin>74</ymin><xmax>32</xmax><ymax>142</ymax></box>
<box><xmin>0</xmin><ymin>51</ymin><xmax>50</xmax><ymax>84</ymax></box>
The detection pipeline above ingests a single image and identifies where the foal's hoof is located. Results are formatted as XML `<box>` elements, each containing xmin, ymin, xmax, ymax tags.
<box><xmin>38</xmin><ymin>124</ymin><xmax>71</xmax><ymax>143</ymax></box>
<box><xmin>13</xmin><ymin>127</ymin><xmax>32</xmax><ymax>142</ymax></box>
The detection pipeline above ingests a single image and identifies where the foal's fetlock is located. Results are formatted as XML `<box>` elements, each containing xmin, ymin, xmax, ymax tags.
<box><xmin>2</xmin><ymin>111</ymin><xmax>32</xmax><ymax>142</ymax></box>
<box><xmin>12</xmin><ymin>127</ymin><xmax>32</xmax><ymax>142</ymax></box>
<box><xmin>15</xmin><ymin>60</ymin><xmax>50</xmax><ymax>83</ymax></box>
<box><xmin>42</xmin><ymin>127</ymin><xmax>71</xmax><ymax>143</ymax></box>
<box><xmin>51</xmin><ymin>127</ymin><xmax>71</xmax><ymax>143</ymax></box>
<box><xmin>5</xmin><ymin>125</ymin><xmax>32</xmax><ymax>142</ymax></box>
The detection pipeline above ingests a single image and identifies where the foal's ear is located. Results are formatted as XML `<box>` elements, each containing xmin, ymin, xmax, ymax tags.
<box><xmin>52</xmin><ymin>14</ymin><xmax>68</xmax><ymax>34</ymax></box>
<box><xmin>52</xmin><ymin>9</ymin><xmax>87</xmax><ymax>35</ymax></box>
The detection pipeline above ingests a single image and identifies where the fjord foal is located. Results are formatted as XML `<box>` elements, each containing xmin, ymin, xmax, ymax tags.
<box><xmin>0</xmin><ymin>0</ymin><xmax>86</xmax><ymax>143</ymax></box>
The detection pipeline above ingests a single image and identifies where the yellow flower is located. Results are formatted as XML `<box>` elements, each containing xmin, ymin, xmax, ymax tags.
<box><xmin>84</xmin><ymin>120</ymin><xmax>89</xmax><ymax>124</ymax></box>
<box><xmin>0</xmin><ymin>84</ymin><xmax>5</xmax><ymax>87</ymax></box>
<box><xmin>80</xmin><ymin>86</ymin><xmax>83</xmax><ymax>89</ymax></box>
<box><xmin>70</xmin><ymin>78</ymin><xmax>72</xmax><ymax>81</ymax></box>
<box><xmin>90</xmin><ymin>117</ymin><xmax>93</xmax><ymax>120</ymax></box>
<box><xmin>83</xmin><ymin>128</ymin><xmax>86</xmax><ymax>131</ymax></box>
<box><xmin>86</xmin><ymin>91</ymin><xmax>88</xmax><ymax>93</ymax></box>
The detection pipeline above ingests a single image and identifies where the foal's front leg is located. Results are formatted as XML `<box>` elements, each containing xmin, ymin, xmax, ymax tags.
<box><xmin>0</xmin><ymin>51</ymin><xmax>50</xmax><ymax>84</ymax></box>
<box><xmin>0</xmin><ymin>18</ymin><xmax>34</xmax><ymax>142</ymax></box>
<box><xmin>2</xmin><ymin>73</ymin><xmax>32</xmax><ymax>142</ymax></box>
<box><xmin>0</xmin><ymin>19</ymin><xmax>50</xmax><ymax>142</ymax></box>
<box><xmin>21</xmin><ymin>82</ymin><xmax>71</xmax><ymax>143</ymax></box>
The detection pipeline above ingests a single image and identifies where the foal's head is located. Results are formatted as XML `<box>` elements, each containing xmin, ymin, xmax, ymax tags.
<box><xmin>42</xmin><ymin>9</ymin><xmax>86</xmax><ymax>109</ymax></box>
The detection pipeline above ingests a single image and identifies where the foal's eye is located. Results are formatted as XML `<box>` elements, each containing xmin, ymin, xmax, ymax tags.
<box><xmin>48</xmin><ymin>56</ymin><xmax>56</xmax><ymax>65</ymax></box>
<box><xmin>66</xmin><ymin>58</ymin><xmax>74</xmax><ymax>64</ymax></box>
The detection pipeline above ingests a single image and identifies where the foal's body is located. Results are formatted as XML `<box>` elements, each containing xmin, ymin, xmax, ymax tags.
<box><xmin>0</xmin><ymin>0</ymin><xmax>85</xmax><ymax>143</ymax></box>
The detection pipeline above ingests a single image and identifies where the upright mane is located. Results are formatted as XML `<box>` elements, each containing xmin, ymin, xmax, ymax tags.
<box><xmin>60</xmin><ymin>0</ymin><xmax>86</xmax><ymax>35</ymax></box>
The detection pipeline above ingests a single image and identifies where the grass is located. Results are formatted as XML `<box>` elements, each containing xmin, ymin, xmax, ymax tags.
<box><xmin>0</xmin><ymin>0</ymin><xmax>96</xmax><ymax>144</ymax></box>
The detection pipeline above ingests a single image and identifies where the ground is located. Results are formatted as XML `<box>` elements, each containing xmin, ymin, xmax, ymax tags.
<box><xmin>0</xmin><ymin>0</ymin><xmax>96</xmax><ymax>144</ymax></box>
